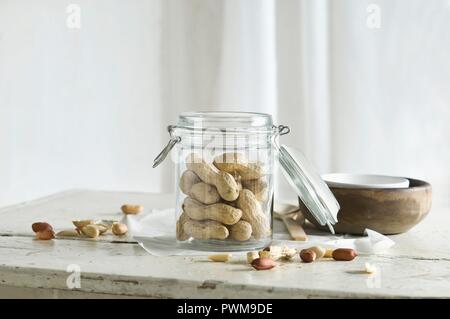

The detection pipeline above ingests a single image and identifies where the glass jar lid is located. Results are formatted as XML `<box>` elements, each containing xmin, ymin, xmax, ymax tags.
<box><xmin>177</xmin><ymin>111</ymin><xmax>274</xmax><ymax>131</ymax></box>
<box><xmin>277</xmin><ymin>145</ymin><xmax>339</xmax><ymax>233</ymax></box>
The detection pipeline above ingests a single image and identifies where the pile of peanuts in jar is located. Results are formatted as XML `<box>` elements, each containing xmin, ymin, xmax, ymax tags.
<box><xmin>176</xmin><ymin>152</ymin><xmax>271</xmax><ymax>242</ymax></box>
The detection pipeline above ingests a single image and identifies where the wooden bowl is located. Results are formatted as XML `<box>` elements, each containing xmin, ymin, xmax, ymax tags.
<box><xmin>299</xmin><ymin>178</ymin><xmax>432</xmax><ymax>235</ymax></box>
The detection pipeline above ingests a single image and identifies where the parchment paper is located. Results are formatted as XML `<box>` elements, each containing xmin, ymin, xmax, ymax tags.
<box><xmin>124</xmin><ymin>208</ymin><xmax>395</xmax><ymax>256</ymax></box>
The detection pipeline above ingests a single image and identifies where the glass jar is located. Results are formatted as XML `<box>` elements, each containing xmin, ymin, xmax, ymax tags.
<box><xmin>154</xmin><ymin>111</ymin><xmax>340</xmax><ymax>252</ymax></box>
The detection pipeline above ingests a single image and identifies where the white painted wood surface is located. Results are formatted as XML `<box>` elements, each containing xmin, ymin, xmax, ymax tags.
<box><xmin>0</xmin><ymin>190</ymin><xmax>449</xmax><ymax>298</ymax></box>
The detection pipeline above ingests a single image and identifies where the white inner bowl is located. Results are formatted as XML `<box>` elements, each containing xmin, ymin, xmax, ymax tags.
<box><xmin>321</xmin><ymin>173</ymin><xmax>410</xmax><ymax>189</ymax></box>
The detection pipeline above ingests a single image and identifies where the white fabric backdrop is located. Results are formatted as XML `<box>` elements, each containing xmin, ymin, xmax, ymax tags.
<box><xmin>1</xmin><ymin>0</ymin><xmax>449</xmax><ymax>208</ymax></box>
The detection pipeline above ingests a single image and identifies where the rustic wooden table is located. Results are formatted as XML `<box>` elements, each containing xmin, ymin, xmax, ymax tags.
<box><xmin>0</xmin><ymin>190</ymin><xmax>449</xmax><ymax>298</ymax></box>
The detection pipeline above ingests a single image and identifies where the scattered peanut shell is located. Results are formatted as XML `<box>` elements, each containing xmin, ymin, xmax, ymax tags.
<box><xmin>324</xmin><ymin>248</ymin><xmax>334</xmax><ymax>258</ymax></box>
<box><xmin>96</xmin><ymin>219</ymin><xmax>117</xmax><ymax>227</ymax></box>
<box><xmin>95</xmin><ymin>223</ymin><xmax>109</xmax><ymax>234</ymax></box>
<box><xmin>259</xmin><ymin>250</ymin><xmax>271</xmax><ymax>259</ymax></box>
<box><xmin>251</xmin><ymin>257</ymin><xmax>277</xmax><ymax>270</ymax></box>
<box><xmin>332</xmin><ymin>248</ymin><xmax>357</xmax><ymax>261</ymax></box>
<box><xmin>208</xmin><ymin>253</ymin><xmax>232</xmax><ymax>262</ymax></box>
<box><xmin>300</xmin><ymin>249</ymin><xmax>316</xmax><ymax>263</ymax></box>
<box><xmin>280</xmin><ymin>246</ymin><xmax>297</xmax><ymax>260</ymax></box>
<box><xmin>307</xmin><ymin>246</ymin><xmax>326</xmax><ymax>259</ymax></box>
<box><xmin>72</xmin><ymin>220</ymin><xmax>95</xmax><ymax>230</ymax></box>
<box><xmin>260</xmin><ymin>245</ymin><xmax>283</xmax><ymax>260</ymax></box>
<box><xmin>121</xmin><ymin>204</ymin><xmax>143</xmax><ymax>215</ymax></box>
<box><xmin>56</xmin><ymin>229</ymin><xmax>79</xmax><ymax>237</ymax></box>
<box><xmin>365</xmin><ymin>262</ymin><xmax>377</xmax><ymax>274</ymax></box>
<box><xmin>112</xmin><ymin>222</ymin><xmax>128</xmax><ymax>236</ymax></box>
<box><xmin>81</xmin><ymin>224</ymin><xmax>100</xmax><ymax>238</ymax></box>
<box><xmin>247</xmin><ymin>251</ymin><xmax>259</xmax><ymax>264</ymax></box>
